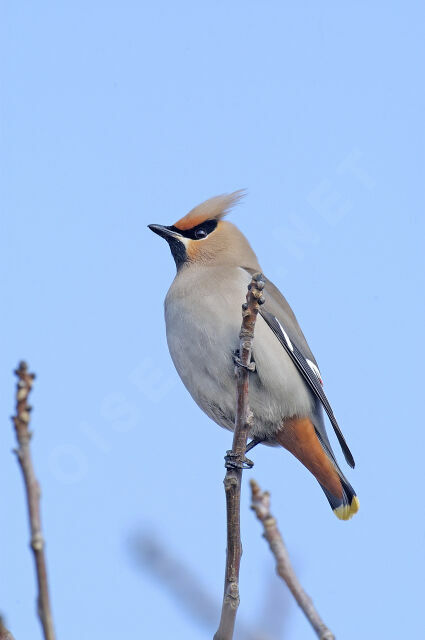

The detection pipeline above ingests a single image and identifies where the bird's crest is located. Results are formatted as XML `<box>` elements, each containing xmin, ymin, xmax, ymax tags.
<box><xmin>173</xmin><ymin>190</ymin><xmax>245</xmax><ymax>230</ymax></box>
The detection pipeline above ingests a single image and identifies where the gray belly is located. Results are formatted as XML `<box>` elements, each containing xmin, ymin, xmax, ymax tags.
<box><xmin>164</xmin><ymin>269</ymin><xmax>314</xmax><ymax>440</ymax></box>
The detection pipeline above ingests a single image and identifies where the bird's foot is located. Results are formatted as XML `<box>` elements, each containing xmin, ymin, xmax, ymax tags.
<box><xmin>224</xmin><ymin>450</ymin><xmax>254</xmax><ymax>470</ymax></box>
<box><xmin>232</xmin><ymin>349</ymin><xmax>256</xmax><ymax>372</ymax></box>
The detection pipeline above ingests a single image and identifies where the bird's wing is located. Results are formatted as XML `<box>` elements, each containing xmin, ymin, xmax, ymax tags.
<box><xmin>242</xmin><ymin>268</ymin><xmax>355</xmax><ymax>468</ymax></box>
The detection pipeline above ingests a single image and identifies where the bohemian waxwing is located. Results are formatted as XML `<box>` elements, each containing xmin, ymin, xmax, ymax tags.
<box><xmin>149</xmin><ymin>191</ymin><xmax>359</xmax><ymax>520</ymax></box>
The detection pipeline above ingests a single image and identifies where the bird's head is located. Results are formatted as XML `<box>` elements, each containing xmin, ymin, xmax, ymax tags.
<box><xmin>148</xmin><ymin>190</ymin><xmax>260</xmax><ymax>270</ymax></box>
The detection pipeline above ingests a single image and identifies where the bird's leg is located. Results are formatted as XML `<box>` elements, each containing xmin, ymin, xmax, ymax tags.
<box><xmin>245</xmin><ymin>437</ymin><xmax>263</xmax><ymax>453</ymax></box>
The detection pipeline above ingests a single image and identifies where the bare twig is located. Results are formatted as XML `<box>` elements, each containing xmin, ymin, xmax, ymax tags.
<box><xmin>11</xmin><ymin>362</ymin><xmax>56</xmax><ymax>640</ymax></box>
<box><xmin>250</xmin><ymin>479</ymin><xmax>335</xmax><ymax>640</ymax></box>
<box><xmin>0</xmin><ymin>617</ymin><xmax>15</xmax><ymax>640</ymax></box>
<box><xmin>214</xmin><ymin>273</ymin><xmax>265</xmax><ymax>640</ymax></box>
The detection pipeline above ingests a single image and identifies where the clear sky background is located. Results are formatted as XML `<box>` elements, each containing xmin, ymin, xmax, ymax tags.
<box><xmin>1</xmin><ymin>2</ymin><xmax>424</xmax><ymax>639</ymax></box>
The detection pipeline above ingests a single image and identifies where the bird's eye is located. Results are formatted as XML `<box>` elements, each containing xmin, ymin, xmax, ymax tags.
<box><xmin>194</xmin><ymin>229</ymin><xmax>207</xmax><ymax>239</ymax></box>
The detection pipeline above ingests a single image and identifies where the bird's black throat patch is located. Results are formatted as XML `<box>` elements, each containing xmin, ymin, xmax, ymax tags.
<box><xmin>166</xmin><ymin>236</ymin><xmax>187</xmax><ymax>269</ymax></box>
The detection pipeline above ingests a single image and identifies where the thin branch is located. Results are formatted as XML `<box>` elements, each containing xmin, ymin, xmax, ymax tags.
<box><xmin>214</xmin><ymin>273</ymin><xmax>266</xmax><ymax>640</ymax></box>
<box><xmin>11</xmin><ymin>362</ymin><xmax>56</xmax><ymax>640</ymax></box>
<box><xmin>250</xmin><ymin>479</ymin><xmax>335</xmax><ymax>640</ymax></box>
<box><xmin>0</xmin><ymin>617</ymin><xmax>15</xmax><ymax>640</ymax></box>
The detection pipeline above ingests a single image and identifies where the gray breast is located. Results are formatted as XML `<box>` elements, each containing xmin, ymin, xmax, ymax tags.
<box><xmin>164</xmin><ymin>266</ymin><xmax>314</xmax><ymax>440</ymax></box>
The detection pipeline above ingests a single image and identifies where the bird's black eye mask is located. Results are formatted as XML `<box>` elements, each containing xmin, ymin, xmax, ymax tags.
<box><xmin>167</xmin><ymin>219</ymin><xmax>218</xmax><ymax>240</ymax></box>
<box><xmin>162</xmin><ymin>219</ymin><xmax>218</xmax><ymax>270</ymax></box>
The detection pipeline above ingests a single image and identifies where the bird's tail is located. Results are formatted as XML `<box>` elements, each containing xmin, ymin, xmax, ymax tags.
<box><xmin>276</xmin><ymin>416</ymin><xmax>359</xmax><ymax>521</ymax></box>
<box><xmin>319</xmin><ymin>474</ymin><xmax>359</xmax><ymax>521</ymax></box>
<box><xmin>314</xmin><ymin>426</ymin><xmax>359</xmax><ymax>520</ymax></box>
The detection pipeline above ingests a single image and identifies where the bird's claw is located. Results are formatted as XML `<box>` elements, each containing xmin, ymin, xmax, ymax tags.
<box><xmin>224</xmin><ymin>450</ymin><xmax>254</xmax><ymax>470</ymax></box>
<box><xmin>232</xmin><ymin>351</ymin><xmax>256</xmax><ymax>372</ymax></box>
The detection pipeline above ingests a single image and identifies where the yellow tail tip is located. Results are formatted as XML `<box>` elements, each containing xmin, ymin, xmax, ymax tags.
<box><xmin>333</xmin><ymin>496</ymin><xmax>360</xmax><ymax>521</ymax></box>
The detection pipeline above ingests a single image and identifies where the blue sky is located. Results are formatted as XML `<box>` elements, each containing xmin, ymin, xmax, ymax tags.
<box><xmin>1</xmin><ymin>2</ymin><xmax>424</xmax><ymax>638</ymax></box>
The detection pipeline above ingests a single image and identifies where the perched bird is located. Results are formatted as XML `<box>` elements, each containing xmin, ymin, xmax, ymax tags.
<box><xmin>149</xmin><ymin>191</ymin><xmax>359</xmax><ymax>520</ymax></box>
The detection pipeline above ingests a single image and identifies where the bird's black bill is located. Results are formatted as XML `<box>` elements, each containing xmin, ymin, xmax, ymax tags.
<box><xmin>148</xmin><ymin>223</ymin><xmax>187</xmax><ymax>269</ymax></box>
<box><xmin>148</xmin><ymin>224</ymin><xmax>177</xmax><ymax>240</ymax></box>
